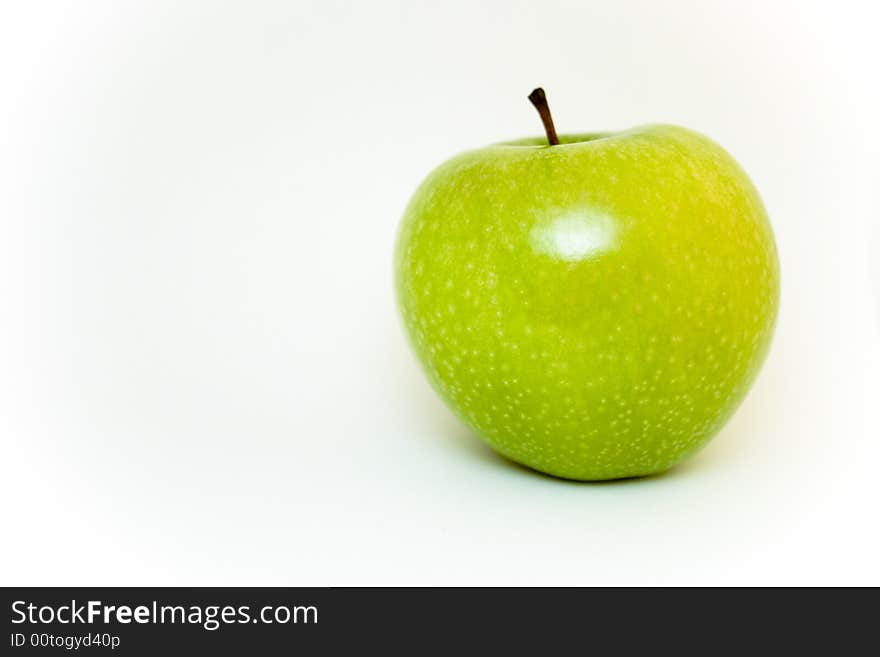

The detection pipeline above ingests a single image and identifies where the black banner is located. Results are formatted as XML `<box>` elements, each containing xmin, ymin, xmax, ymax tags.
<box><xmin>1</xmin><ymin>587</ymin><xmax>873</xmax><ymax>653</ymax></box>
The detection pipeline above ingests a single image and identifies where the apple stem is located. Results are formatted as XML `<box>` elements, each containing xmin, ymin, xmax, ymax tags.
<box><xmin>528</xmin><ymin>88</ymin><xmax>560</xmax><ymax>146</ymax></box>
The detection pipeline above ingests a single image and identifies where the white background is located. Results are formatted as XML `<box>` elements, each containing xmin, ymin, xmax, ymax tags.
<box><xmin>1</xmin><ymin>1</ymin><xmax>878</xmax><ymax>586</ymax></box>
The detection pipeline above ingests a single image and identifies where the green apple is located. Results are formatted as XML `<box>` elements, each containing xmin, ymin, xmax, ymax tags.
<box><xmin>394</xmin><ymin>89</ymin><xmax>779</xmax><ymax>481</ymax></box>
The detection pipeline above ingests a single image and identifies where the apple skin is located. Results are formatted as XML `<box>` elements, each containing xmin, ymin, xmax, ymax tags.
<box><xmin>394</xmin><ymin>126</ymin><xmax>779</xmax><ymax>480</ymax></box>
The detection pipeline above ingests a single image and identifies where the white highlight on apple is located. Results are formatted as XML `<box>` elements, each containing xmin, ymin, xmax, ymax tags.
<box><xmin>529</xmin><ymin>210</ymin><xmax>620</xmax><ymax>262</ymax></box>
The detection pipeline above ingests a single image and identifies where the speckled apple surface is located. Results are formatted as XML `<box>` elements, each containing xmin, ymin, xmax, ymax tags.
<box><xmin>394</xmin><ymin>125</ymin><xmax>780</xmax><ymax>481</ymax></box>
